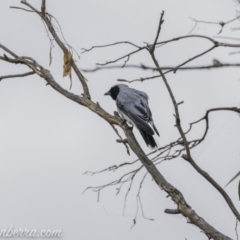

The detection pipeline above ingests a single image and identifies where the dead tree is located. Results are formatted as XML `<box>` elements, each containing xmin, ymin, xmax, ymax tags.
<box><xmin>1</xmin><ymin>1</ymin><xmax>240</xmax><ymax>240</ymax></box>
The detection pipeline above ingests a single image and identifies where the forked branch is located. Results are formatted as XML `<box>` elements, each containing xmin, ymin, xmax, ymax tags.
<box><xmin>0</xmin><ymin>2</ymin><xmax>235</xmax><ymax>239</ymax></box>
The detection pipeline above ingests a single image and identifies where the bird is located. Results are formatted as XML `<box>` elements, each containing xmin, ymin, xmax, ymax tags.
<box><xmin>104</xmin><ymin>84</ymin><xmax>159</xmax><ymax>149</ymax></box>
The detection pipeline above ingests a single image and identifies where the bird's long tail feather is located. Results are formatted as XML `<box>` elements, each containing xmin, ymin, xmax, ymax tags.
<box><xmin>138</xmin><ymin>128</ymin><xmax>158</xmax><ymax>149</ymax></box>
<box><xmin>150</xmin><ymin>121</ymin><xmax>160</xmax><ymax>136</ymax></box>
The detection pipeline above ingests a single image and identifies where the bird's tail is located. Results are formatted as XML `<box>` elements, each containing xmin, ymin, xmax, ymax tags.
<box><xmin>150</xmin><ymin>121</ymin><xmax>160</xmax><ymax>136</ymax></box>
<box><xmin>138</xmin><ymin>128</ymin><xmax>158</xmax><ymax>149</ymax></box>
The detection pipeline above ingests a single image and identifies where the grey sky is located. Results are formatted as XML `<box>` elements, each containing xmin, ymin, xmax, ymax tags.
<box><xmin>0</xmin><ymin>0</ymin><xmax>240</xmax><ymax>239</ymax></box>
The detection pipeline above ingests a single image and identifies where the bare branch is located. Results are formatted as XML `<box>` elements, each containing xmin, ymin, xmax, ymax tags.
<box><xmin>49</xmin><ymin>14</ymin><xmax>80</xmax><ymax>59</ymax></box>
<box><xmin>214</xmin><ymin>36</ymin><xmax>240</xmax><ymax>41</ymax></box>
<box><xmin>187</xmin><ymin>107</ymin><xmax>240</xmax><ymax>148</ymax></box>
<box><xmin>83</xmin><ymin>166</ymin><xmax>143</xmax><ymax>202</ymax></box>
<box><xmin>41</xmin><ymin>0</ymin><xmax>46</xmax><ymax>14</ymax></box>
<box><xmin>229</xmin><ymin>51</ymin><xmax>240</xmax><ymax>55</ymax></box>
<box><xmin>150</xmin><ymin>11</ymin><xmax>165</xmax><ymax>52</ymax></box>
<box><xmin>187</xmin><ymin>21</ymin><xmax>197</xmax><ymax>35</ymax></box>
<box><xmin>164</xmin><ymin>209</ymin><xmax>181</xmax><ymax>214</ymax></box>
<box><xmin>122</xmin><ymin>55</ymin><xmax>129</xmax><ymax>68</ymax></box>
<box><xmin>173</xmin><ymin>45</ymin><xmax>217</xmax><ymax>73</ymax></box>
<box><xmin>81</xmin><ymin>41</ymin><xmax>141</xmax><ymax>54</ymax></box>
<box><xmin>118</xmin><ymin>75</ymin><xmax>161</xmax><ymax>83</ymax></box>
<box><xmin>10</xmin><ymin>6</ymin><xmax>34</xmax><ymax>13</ymax></box>
<box><xmin>132</xmin><ymin>172</ymin><xmax>154</xmax><ymax>221</ymax></box>
<box><xmin>81</xmin><ymin>63</ymin><xmax>240</xmax><ymax>74</ymax></box>
<box><xmin>232</xmin><ymin>27</ymin><xmax>240</xmax><ymax>31</ymax></box>
<box><xmin>190</xmin><ymin>15</ymin><xmax>240</xmax><ymax>34</ymax></box>
<box><xmin>0</xmin><ymin>44</ymin><xmax>18</xmax><ymax>58</ymax></box>
<box><xmin>83</xmin><ymin>159</ymin><xmax>139</xmax><ymax>176</ymax></box>
<box><xmin>156</xmin><ymin>34</ymin><xmax>240</xmax><ymax>48</ymax></box>
<box><xmin>123</xmin><ymin>173</ymin><xmax>137</xmax><ymax>216</ymax></box>
<box><xmin>138</xmin><ymin>195</ymin><xmax>154</xmax><ymax>221</ymax></box>
<box><xmin>0</xmin><ymin>71</ymin><xmax>35</xmax><ymax>81</ymax></box>
<box><xmin>236</xmin><ymin>219</ymin><xmax>239</xmax><ymax>240</ymax></box>
<box><xmin>111</xmin><ymin>124</ymin><xmax>130</xmax><ymax>155</ymax></box>
<box><xmin>21</xmin><ymin>0</ymin><xmax>90</xmax><ymax>98</ymax></box>
<box><xmin>96</xmin><ymin>48</ymin><xmax>144</xmax><ymax>66</ymax></box>
<box><xmin>148</xmin><ymin>16</ymin><xmax>240</xmax><ymax>224</ymax></box>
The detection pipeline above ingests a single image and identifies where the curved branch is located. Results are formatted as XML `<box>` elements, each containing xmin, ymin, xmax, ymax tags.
<box><xmin>148</xmin><ymin>14</ymin><xmax>240</xmax><ymax>224</ymax></box>
<box><xmin>21</xmin><ymin>0</ymin><xmax>90</xmax><ymax>99</ymax></box>
<box><xmin>190</xmin><ymin>15</ymin><xmax>240</xmax><ymax>34</ymax></box>
<box><xmin>0</xmin><ymin>71</ymin><xmax>35</xmax><ymax>81</ymax></box>
<box><xmin>81</xmin><ymin>41</ymin><xmax>141</xmax><ymax>53</ymax></box>
<box><xmin>187</xmin><ymin>107</ymin><xmax>240</xmax><ymax>148</ymax></box>
<box><xmin>156</xmin><ymin>34</ymin><xmax>240</xmax><ymax>48</ymax></box>
<box><xmin>173</xmin><ymin>45</ymin><xmax>217</xmax><ymax>73</ymax></box>
<box><xmin>96</xmin><ymin>48</ymin><xmax>144</xmax><ymax>66</ymax></box>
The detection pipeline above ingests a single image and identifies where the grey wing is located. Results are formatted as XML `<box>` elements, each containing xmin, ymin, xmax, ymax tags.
<box><xmin>131</xmin><ymin>89</ymin><xmax>160</xmax><ymax>136</ymax></box>
<box><xmin>132</xmin><ymin>89</ymin><xmax>152</xmax><ymax>116</ymax></box>
<box><xmin>116</xmin><ymin>91</ymin><xmax>154</xmax><ymax>135</ymax></box>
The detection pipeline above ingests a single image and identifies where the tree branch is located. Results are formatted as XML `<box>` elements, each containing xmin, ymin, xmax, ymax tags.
<box><xmin>0</xmin><ymin>71</ymin><xmax>35</xmax><ymax>81</ymax></box>
<box><xmin>150</xmin><ymin>11</ymin><xmax>165</xmax><ymax>53</ymax></box>
<box><xmin>190</xmin><ymin>15</ymin><xmax>240</xmax><ymax>34</ymax></box>
<box><xmin>81</xmin><ymin>41</ymin><xmax>141</xmax><ymax>54</ymax></box>
<box><xmin>111</xmin><ymin>124</ymin><xmax>130</xmax><ymax>155</ymax></box>
<box><xmin>96</xmin><ymin>48</ymin><xmax>144</xmax><ymax>66</ymax></box>
<box><xmin>173</xmin><ymin>45</ymin><xmax>217</xmax><ymax>73</ymax></box>
<box><xmin>156</xmin><ymin>34</ymin><xmax>240</xmax><ymax>48</ymax></box>
<box><xmin>164</xmin><ymin>209</ymin><xmax>181</xmax><ymax>214</ymax></box>
<box><xmin>148</xmin><ymin>15</ymin><xmax>240</xmax><ymax>225</ymax></box>
<box><xmin>81</xmin><ymin>63</ymin><xmax>240</xmax><ymax>75</ymax></box>
<box><xmin>41</xmin><ymin>0</ymin><xmax>46</xmax><ymax>14</ymax></box>
<box><xmin>21</xmin><ymin>0</ymin><xmax>90</xmax><ymax>98</ymax></box>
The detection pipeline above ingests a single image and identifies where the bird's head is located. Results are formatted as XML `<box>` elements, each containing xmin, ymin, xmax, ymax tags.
<box><xmin>104</xmin><ymin>84</ymin><xmax>129</xmax><ymax>100</ymax></box>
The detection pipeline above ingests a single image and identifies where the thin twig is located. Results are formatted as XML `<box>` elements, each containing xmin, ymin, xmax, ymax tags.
<box><xmin>190</xmin><ymin>15</ymin><xmax>240</xmax><ymax>34</ymax></box>
<box><xmin>0</xmin><ymin>71</ymin><xmax>35</xmax><ymax>81</ymax></box>
<box><xmin>111</xmin><ymin>124</ymin><xmax>130</xmax><ymax>155</ymax></box>
<box><xmin>49</xmin><ymin>14</ymin><xmax>80</xmax><ymax>59</ymax></box>
<box><xmin>236</xmin><ymin>219</ymin><xmax>239</xmax><ymax>240</ymax></box>
<box><xmin>10</xmin><ymin>6</ymin><xmax>35</xmax><ymax>13</ymax></box>
<box><xmin>150</xmin><ymin>11</ymin><xmax>165</xmax><ymax>52</ymax></box>
<box><xmin>81</xmin><ymin>63</ymin><xmax>240</xmax><ymax>74</ymax></box>
<box><xmin>0</xmin><ymin>44</ymin><xmax>18</xmax><ymax>58</ymax></box>
<box><xmin>186</xmin><ymin>107</ymin><xmax>240</xmax><ymax>148</ymax></box>
<box><xmin>81</xmin><ymin>41</ymin><xmax>141</xmax><ymax>54</ymax></box>
<box><xmin>173</xmin><ymin>45</ymin><xmax>217</xmax><ymax>73</ymax></box>
<box><xmin>214</xmin><ymin>36</ymin><xmax>240</xmax><ymax>41</ymax></box>
<box><xmin>187</xmin><ymin>21</ymin><xmax>197</xmax><ymax>35</ymax></box>
<box><xmin>156</xmin><ymin>34</ymin><xmax>240</xmax><ymax>48</ymax></box>
<box><xmin>96</xmin><ymin>48</ymin><xmax>144</xmax><ymax>66</ymax></box>
<box><xmin>165</xmin><ymin>209</ymin><xmax>181</xmax><ymax>214</ymax></box>
<box><xmin>21</xmin><ymin>0</ymin><xmax>90</xmax><ymax>98</ymax></box>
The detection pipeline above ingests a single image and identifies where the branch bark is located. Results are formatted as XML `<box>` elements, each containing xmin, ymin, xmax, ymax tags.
<box><xmin>0</xmin><ymin>71</ymin><xmax>35</xmax><ymax>81</ymax></box>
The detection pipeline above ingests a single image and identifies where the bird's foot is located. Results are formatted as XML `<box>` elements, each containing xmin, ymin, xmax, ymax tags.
<box><xmin>114</xmin><ymin>111</ymin><xmax>121</xmax><ymax>118</ymax></box>
<box><xmin>121</xmin><ymin>119</ymin><xmax>127</xmax><ymax>125</ymax></box>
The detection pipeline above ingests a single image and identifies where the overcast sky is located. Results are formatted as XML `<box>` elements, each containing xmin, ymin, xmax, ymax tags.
<box><xmin>0</xmin><ymin>0</ymin><xmax>240</xmax><ymax>239</ymax></box>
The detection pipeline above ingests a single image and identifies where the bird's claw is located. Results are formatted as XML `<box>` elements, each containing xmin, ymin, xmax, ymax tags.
<box><xmin>121</xmin><ymin>119</ymin><xmax>127</xmax><ymax>125</ymax></box>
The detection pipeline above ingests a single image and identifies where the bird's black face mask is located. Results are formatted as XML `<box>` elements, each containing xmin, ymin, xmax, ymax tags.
<box><xmin>104</xmin><ymin>86</ymin><xmax>120</xmax><ymax>100</ymax></box>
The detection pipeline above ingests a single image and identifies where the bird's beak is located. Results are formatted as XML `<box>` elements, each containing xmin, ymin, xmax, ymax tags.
<box><xmin>104</xmin><ymin>91</ymin><xmax>111</xmax><ymax>96</ymax></box>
